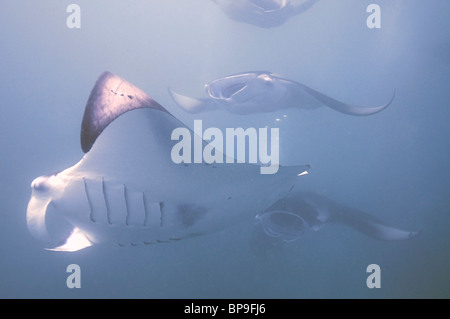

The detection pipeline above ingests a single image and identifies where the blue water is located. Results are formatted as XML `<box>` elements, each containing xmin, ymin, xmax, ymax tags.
<box><xmin>0</xmin><ymin>0</ymin><xmax>449</xmax><ymax>298</ymax></box>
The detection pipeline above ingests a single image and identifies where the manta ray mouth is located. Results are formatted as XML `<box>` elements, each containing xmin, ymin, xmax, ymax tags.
<box><xmin>208</xmin><ymin>82</ymin><xmax>247</xmax><ymax>99</ymax></box>
<box><xmin>27</xmin><ymin>189</ymin><xmax>84</xmax><ymax>250</ymax></box>
<box><xmin>257</xmin><ymin>210</ymin><xmax>308</xmax><ymax>242</ymax></box>
<box><xmin>251</xmin><ymin>0</ymin><xmax>285</xmax><ymax>11</ymax></box>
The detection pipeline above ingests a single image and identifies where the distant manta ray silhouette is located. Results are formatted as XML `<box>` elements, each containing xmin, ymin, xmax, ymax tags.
<box><xmin>169</xmin><ymin>71</ymin><xmax>395</xmax><ymax>116</ymax></box>
<box><xmin>212</xmin><ymin>0</ymin><xmax>319</xmax><ymax>28</ymax></box>
<box><xmin>256</xmin><ymin>191</ymin><xmax>420</xmax><ymax>242</ymax></box>
<box><xmin>26</xmin><ymin>71</ymin><xmax>310</xmax><ymax>252</ymax></box>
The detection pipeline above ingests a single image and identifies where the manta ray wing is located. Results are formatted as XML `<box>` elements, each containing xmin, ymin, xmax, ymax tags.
<box><xmin>330</xmin><ymin>204</ymin><xmax>421</xmax><ymax>241</ymax></box>
<box><xmin>292</xmin><ymin>80</ymin><xmax>396</xmax><ymax>116</ymax></box>
<box><xmin>168</xmin><ymin>88</ymin><xmax>218</xmax><ymax>113</ymax></box>
<box><xmin>81</xmin><ymin>71</ymin><xmax>169</xmax><ymax>153</ymax></box>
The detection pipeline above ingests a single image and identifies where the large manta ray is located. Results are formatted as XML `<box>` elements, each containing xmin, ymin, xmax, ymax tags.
<box><xmin>27</xmin><ymin>72</ymin><xmax>310</xmax><ymax>252</ymax></box>
<box><xmin>212</xmin><ymin>0</ymin><xmax>319</xmax><ymax>28</ymax></box>
<box><xmin>169</xmin><ymin>71</ymin><xmax>395</xmax><ymax>116</ymax></box>
<box><xmin>256</xmin><ymin>192</ymin><xmax>420</xmax><ymax>242</ymax></box>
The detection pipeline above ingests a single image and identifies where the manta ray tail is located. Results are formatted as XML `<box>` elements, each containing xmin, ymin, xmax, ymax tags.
<box><xmin>168</xmin><ymin>88</ymin><xmax>218</xmax><ymax>113</ymax></box>
<box><xmin>301</xmin><ymin>83</ymin><xmax>395</xmax><ymax>116</ymax></box>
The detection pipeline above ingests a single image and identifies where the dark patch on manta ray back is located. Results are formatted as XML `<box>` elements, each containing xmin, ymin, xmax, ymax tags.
<box><xmin>80</xmin><ymin>71</ymin><xmax>172</xmax><ymax>153</ymax></box>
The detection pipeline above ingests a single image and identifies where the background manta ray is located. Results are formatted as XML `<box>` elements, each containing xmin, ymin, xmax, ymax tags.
<box><xmin>249</xmin><ymin>191</ymin><xmax>420</xmax><ymax>258</ymax></box>
<box><xmin>212</xmin><ymin>0</ymin><xmax>320</xmax><ymax>28</ymax></box>
<box><xmin>169</xmin><ymin>71</ymin><xmax>395</xmax><ymax>116</ymax></box>
<box><xmin>256</xmin><ymin>191</ymin><xmax>420</xmax><ymax>243</ymax></box>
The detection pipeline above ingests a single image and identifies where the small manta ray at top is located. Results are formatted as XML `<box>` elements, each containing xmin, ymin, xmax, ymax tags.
<box><xmin>169</xmin><ymin>71</ymin><xmax>395</xmax><ymax>116</ymax></box>
<box><xmin>26</xmin><ymin>72</ymin><xmax>414</xmax><ymax>253</ymax></box>
<box><xmin>211</xmin><ymin>0</ymin><xmax>320</xmax><ymax>28</ymax></box>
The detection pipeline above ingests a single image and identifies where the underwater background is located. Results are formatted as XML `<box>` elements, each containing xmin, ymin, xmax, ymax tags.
<box><xmin>0</xmin><ymin>0</ymin><xmax>449</xmax><ymax>298</ymax></box>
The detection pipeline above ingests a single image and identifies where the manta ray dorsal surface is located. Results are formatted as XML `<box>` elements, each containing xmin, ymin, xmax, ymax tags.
<box><xmin>80</xmin><ymin>71</ymin><xmax>170</xmax><ymax>153</ymax></box>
